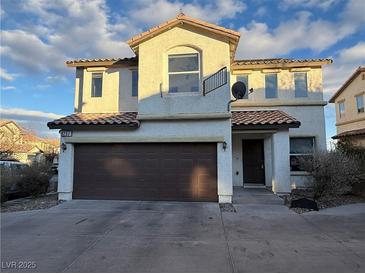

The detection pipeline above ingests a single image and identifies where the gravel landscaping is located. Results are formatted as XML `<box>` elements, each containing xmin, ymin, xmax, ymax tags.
<box><xmin>1</xmin><ymin>193</ymin><xmax>61</xmax><ymax>213</ymax></box>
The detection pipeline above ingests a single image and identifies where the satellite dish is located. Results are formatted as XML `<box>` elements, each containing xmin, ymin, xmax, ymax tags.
<box><xmin>231</xmin><ymin>81</ymin><xmax>246</xmax><ymax>99</ymax></box>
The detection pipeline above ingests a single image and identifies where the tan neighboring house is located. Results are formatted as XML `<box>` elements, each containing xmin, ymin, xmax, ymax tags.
<box><xmin>329</xmin><ymin>67</ymin><xmax>365</xmax><ymax>146</ymax></box>
<box><xmin>0</xmin><ymin>120</ymin><xmax>59</xmax><ymax>163</ymax></box>
<box><xmin>48</xmin><ymin>13</ymin><xmax>332</xmax><ymax>203</ymax></box>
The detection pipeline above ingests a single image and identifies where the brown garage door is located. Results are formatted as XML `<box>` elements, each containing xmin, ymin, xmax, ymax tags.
<box><xmin>73</xmin><ymin>143</ymin><xmax>217</xmax><ymax>202</ymax></box>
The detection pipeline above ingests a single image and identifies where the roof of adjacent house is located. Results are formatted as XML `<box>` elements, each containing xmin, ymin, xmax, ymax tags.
<box><xmin>232</xmin><ymin>58</ymin><xmax>332</xmax><ymax>69</ymax></box>
<box><xmin>47</xmin><ymin>112</ymin><xmax>140</xmax><ymax>129</ymax></box>
<box><xmin>329</xmin><ymin>66</ymin><xmax>365</xmax><ymax>103</ymax></box>
<box><xmin>48</xmin><ymin>110</ymin><xmax>300</xmax><ymax>130</ymax></box>
<box><xmin>127</xmin><ymin>13</ymin><xmax>241</xmax><ymax>49</ymax></box>
<box><xmin>332</xmin><ymin>128</ymin><xmax>365</xmax><ymax>139</ymax></box>
<box><xmin>231</xmin><ymin>110</ymin><xmax>300</xmax><ymax>128</ymax></box>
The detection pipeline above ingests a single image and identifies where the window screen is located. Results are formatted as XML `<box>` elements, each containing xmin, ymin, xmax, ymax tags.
<box><xmin>265</xmin><ymin>74</ymin><xmax>277</xmax><ymax>98</ymax></box>
<box><xmin>91</xmin><ymin>73</ymin><xmax>103</xmax><ymax>97</ymax></box>
<box><xmin>294</xmin><ymin>72</ymin><xmax>308</xmax><ymax>97</ymax></box>
<box><xmin>237</xmin><ymin>75</ymin><xmax>249</xmax><ymax>99</ymax></box>
<box><xmin>168</xmin><ymin>54</ymin><xmax>199</xmax><ymax>93</ymax></box>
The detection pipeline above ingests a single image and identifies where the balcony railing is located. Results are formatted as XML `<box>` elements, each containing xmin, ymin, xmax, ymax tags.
<box><xmin>202</xmin><ymin>67</ymin><xmax>227</xmax><ymax>96</ymax></box>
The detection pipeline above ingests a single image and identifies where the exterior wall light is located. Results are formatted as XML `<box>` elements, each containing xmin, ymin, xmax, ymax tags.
<box><xmin>61</xmin><ymin>143</ymin><xmax>67</xmax><ymax>152</ymax></box>
<box><xmin>222</xmin><ymin>141</ymin><xmax>227</xmax><ymax>151</ymax></box>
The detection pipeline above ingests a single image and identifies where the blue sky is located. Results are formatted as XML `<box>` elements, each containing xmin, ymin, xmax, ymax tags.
<box><xmin>1</xmin><ymin>0</ymin><xmax>365</xmax><ymax>144</ymax></box>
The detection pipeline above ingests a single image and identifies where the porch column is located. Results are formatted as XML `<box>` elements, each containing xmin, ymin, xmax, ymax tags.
<box><xmin>58</xmin><ymin>139</ymin><xmax>74</xmax><ymax>200</ymax></box>
<box><xmin>271</xmin><ymin>130</ymin><xmax>291</xmax><ymax>194</ymax></box>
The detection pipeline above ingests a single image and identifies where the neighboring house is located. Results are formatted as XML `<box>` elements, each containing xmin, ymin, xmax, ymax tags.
<box><xmin>329</xmin><ymin>67</ymin><xmax>365</xmax><ymax>146</ymax></box>
<box><xmin>0</xmin><ymin>120</ymin><xmax>59</xmax><ymax>163</ymax></box>
<box><xmin>48</xmin><ymin>14</ymin><xmax>331</xmax><ymax>203</ymax></box>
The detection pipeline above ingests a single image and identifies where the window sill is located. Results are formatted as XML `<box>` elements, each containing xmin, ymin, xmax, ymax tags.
<box><xmin>164</xmin><ymin>92</ymin><xmax>201</xmax><ymax>97</ymax></box>
<box><xmin>291</xmin><ymin>171</ymin><xmax>311</xmax><ymax>176</ymax></box>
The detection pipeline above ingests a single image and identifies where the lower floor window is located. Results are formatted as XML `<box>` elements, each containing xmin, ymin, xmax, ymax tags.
<box><xmin>290</xmin><ymin>137</ymin><xmax>315</xmax><ymax>171</ymax></box>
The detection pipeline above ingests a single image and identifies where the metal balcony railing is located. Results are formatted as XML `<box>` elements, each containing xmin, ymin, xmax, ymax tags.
<box><xmin>202</xmin><ymin>67</ymin><xmax>227</xmax><ymax>96</ymax></box>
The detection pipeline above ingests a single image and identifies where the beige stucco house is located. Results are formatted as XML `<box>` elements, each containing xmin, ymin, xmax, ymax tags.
<box><xmin>48</xmin><ymin>14</ymin><xmax>332</xmax><ymax>203</ymax></box>
<box><xmin>0</xmin><ymin>120</ymin><xmax>59</xmax><ymax>163</ymax></box>
<box><xmin>329</xmin><ymin>67</ymin><xmax>365</xmax><ymax>146</ymax></box>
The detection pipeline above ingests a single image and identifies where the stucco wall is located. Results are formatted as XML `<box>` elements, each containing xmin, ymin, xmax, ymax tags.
<box><xmin>334</xmin><ymin>72</ymin><xmax>365</xmax><ymax>134</ymax></box>
<box><xmin>74</xmin><ymin>67</ymin><xmax>138</xmax><ymax>113</ymax></box>
<box><xmin>59</xmin><ymin>118</ymin><xmax>233</xmax><ymax>202</ymax></box>
<box><xmin>231</xmin><ymin>67</ymin><xmax>324</xmax><ymax>103</ymax></box>
<box><xmin>137</xmin><ymin>25</ymin><xmax>231</xmax><ymax>116</ymax></box>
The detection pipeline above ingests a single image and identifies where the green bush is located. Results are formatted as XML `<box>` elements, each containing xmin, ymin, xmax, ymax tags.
<box><xmin>299</xmin><ymin>150</ymin><xmax>364</xmax><ymax>199</ymax></box>
<box><xmin>16</xmin><ymin>162</ymin><xmax>53</xmax><ymax>197</ymax></box>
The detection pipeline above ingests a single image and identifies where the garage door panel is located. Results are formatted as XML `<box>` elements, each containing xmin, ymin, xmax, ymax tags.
<box><xmin>73</xmin><ymin>143</ymin><xmax>217</xmax><ymax>201</ymax></box>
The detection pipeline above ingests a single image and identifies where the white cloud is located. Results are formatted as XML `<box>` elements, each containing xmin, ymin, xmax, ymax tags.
<box><xmin>0</xmin><ymin>67</ymin><xmax>16</xmax><ymax>81</ymax></box>
<box><xmin>0</xmin><ymin>108</ymin><xmax>63</xmax><ymax>138</ymax></box>
<box><xmin>1</xmin><ymin>0</ymin><xmax>134</xmax><ymax>75</ymax></box>
<box><xmin>1</xmin><ymin>86</ymin><xmax>16</xmax><ymax>90</ymax></box>
<box><xmin>280</xmin><ymin>0</ymin><xmax>339</xmax><ymax>11</ymax></box>
<box><xmin>236</xmin><ymin>0</ymin><xmax>365</xmax><ymax>59</ymax></box>
<box><xmin>323</xmin><ymin>42</ymin><xmax>365</xmax><ymax>99</ymax></box>
<box><xmin>129</xmin><ymin>0</ymin><xmax>246</xmax><ymax>25</ymax></box>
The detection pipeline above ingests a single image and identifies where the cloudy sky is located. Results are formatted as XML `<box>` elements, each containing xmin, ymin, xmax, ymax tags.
<box><xmin>1</xmin><ymin>0</ymin><xmax>365</xmax><ymax>142</ymax></box>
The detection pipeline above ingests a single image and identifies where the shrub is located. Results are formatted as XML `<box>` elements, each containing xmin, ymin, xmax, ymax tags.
<box><xmin>0</xmin><ymin>166</ymin><xmax>22</xmax><ymax>203</ymax></box>
<box><xmin>299</xmin><ymin>150</ymin><xmax>364</xmax><ymax>199</ymax></box>
<box><xmin>16</xmin><ymin>162</ymin><xmax>53</xmax><ymax>197</ymax></box>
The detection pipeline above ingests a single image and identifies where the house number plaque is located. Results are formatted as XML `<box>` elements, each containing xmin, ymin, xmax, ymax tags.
<box><xmin>61</xmin><ymin>130</ymin><xmax>73</xmax><ymax>137</ymax></box>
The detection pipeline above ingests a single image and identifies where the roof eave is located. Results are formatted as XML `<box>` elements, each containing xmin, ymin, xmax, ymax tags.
<box><xmin>47</xmin><ymin>123</ymin><xmax>140</xmax><ymax>130</ymax></box>
<box><xmin>329</xmin><ymin>67</ymin><xmax>365</xmax><ymax>103</ymax></box>
<box><xmin>232</xmin><ymin>121</ymin><xmax>301</xmax><ymax>130</ymax></box>
<box><xmin>232</xmin><ymin>59</ymin><xmax>332</xmax><ymax>70</ymax></box>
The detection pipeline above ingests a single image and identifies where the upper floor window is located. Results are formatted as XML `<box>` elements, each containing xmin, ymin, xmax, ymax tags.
<box><xmin>168</xmin><ymin>53</ymin><xmax>199</xmax><ymax>93</ymax></box>
<box><xmin>265</xmin><ymin>74</ymin><xmax>277</xmax><ymax>98</ymax></box>
<box><xmin>91</xmin><ymin>73</ymin><xmax>103</xmax><ymax>97</ymax></box>
<box><xmin>290</xmin><ymin>137</ymin><xmax>315</xmax><ymax>172</ymax></box>
<box><xmin>339</xmin><ymin>101</ymin><xmax>345</xmax><ymax>118</ymax></box>
<box><xmin>355</xmin><ymin>94</ymin><xmax>364</xmax><ymax>113</ymax></box>
<box><xmin>236</xmin><ymin>75</ymin><xmax>249</xmax><ymax>99</ymax></box>
<box><xmin>294</xmin><ymin>72</ymin><xmax>308</xmax><ymax>97</ymax></box>
<box><xmin>132</xmin><ymin>70</ymin><xmax>138</xmax><ymax>97</ymax></box>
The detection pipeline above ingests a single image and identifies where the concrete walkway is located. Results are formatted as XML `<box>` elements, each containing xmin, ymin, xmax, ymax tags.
<box><xmin>1</xmin><ymin>189</ymin><xmax>364</xmax><ymax>272</ymax></box>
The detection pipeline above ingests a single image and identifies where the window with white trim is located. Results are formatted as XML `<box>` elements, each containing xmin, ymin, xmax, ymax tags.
<box><xmin>290</xmin><ymin>137</ymin><xmax>315</xmax><ymax>172</ymax></box>
<box><xmin>168</xmin><ymin>53</ymin><xmax>200</xmax><ymax>93</ymax></box>
<box><xmin>91</xmin><ymin>73</ymin><xmax>103</xmax><ymax>97</ymax></box>
<box><xmin>339</xmin><ymin>101</ymin><xmax>345</xmax><ymax>118</ymax></box>
<box><xmin>355</xmin><ymin>94</ymin><xmax>364</xmax><ymax>113</ymax></box>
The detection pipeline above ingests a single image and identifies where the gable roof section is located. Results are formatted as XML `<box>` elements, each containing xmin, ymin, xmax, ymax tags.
<box><xmin>127</xmin><ymin>13</ymin><xmax>240</xmax><ymax>55</ymax></box>
<box><xmin>329</xmin><ymin>66</ymin><xmax>365</xmax><ymax>103</ymax></box>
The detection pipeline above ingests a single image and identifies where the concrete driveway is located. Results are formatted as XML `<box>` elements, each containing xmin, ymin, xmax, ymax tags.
<box><xmin>1</xmin><ymin>189</ymin><xmax>365</xmax><ymax>272</ymax></box>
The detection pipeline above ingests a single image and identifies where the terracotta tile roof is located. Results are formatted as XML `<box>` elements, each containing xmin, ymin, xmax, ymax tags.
<box><xmin>47</xmin><ymin>112</ymin><xmax>140</xmax><ymax>129</ymax></box>
<box><xmin>329</xmin><ymin>66</ymin><xmax>365</xmax><ymax>103</ymax></box>
<box><xmin>232</xmin><ymin>58</ymin><xmax>332</xmax><ymax>68</ymax></box>
<box><xmin>66</xmin><ymin>57</ymin><xmax>137</xmax><ymax>67</ymax></box>
<box><xmin>232</xmin><ymin>110</ymin><xmax>300</xmax><ymax>128</ymax></box>
<box><xmin>127</xmin><ymin>13</ymin><xmax>240</xmax><ymax>48</ymax></box>
<box><xmin>332</xmin><ymin>128</ymin><xmax>365</xmax><ymax>139</ymax></box>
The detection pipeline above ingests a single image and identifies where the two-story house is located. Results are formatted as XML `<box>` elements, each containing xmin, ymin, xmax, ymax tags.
<box><xmin>330</xmin><ymin>67</ymin><xmax>365</xmax><ymax>146</ymax></box>
<box><xmin>48</xmin><ymin>14</ymin><xmax>332</xmax><ymax>203</ymax></box>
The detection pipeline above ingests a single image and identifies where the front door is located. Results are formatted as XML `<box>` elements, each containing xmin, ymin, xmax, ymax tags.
<box><xmin>242</xmin><ymin>139</ymin><xmax>265</xmax><ymax>185</ymax></box>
